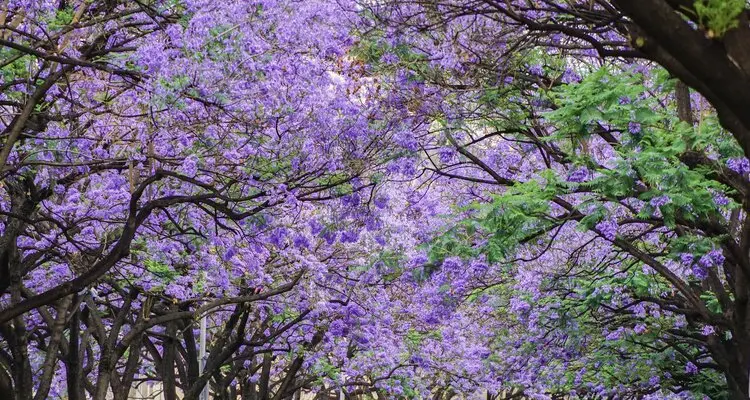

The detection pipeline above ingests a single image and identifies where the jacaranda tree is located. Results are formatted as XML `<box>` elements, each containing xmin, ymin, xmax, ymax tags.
<box><xmin>361</xmin><ymin>0</ymin><xmax>750</xmax><ymax>398</ymax></box>
<box><xmin>0</xmin><ymin>0</ymin><xmax>416</xmax><ymax>398</ymax></box>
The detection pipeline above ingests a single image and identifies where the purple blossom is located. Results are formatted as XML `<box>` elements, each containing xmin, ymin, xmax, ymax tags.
<box><xmin>529</xmin><ymin>64</ymin><xmax>544</xmax><ymax>76</ymax></box>
<box><xmin>321</xmin><ymin>230</ymin><xmax>337</xmax><ymax>245</ymax></box>
<box><xmin>469</xmin><ymin>259</ymin><xmax>488</xmax><ymax>275</ymax></box>
<box><xmin>340</xmin><ymin>229</ymin><xmax>360</xmax><ymax>243</ymax></box>
<box><xmin>374</xmin><ymin>235</ymin><xmax>386</xmax><ymax>246</ymax></box>
<box><xmin>566</xmin><ymin>167</ymin><xmax>588</xmax><ymax>183</ymax></box>
<box><xmin>341</xmin><ymin>193</ymin><xmax>361</xmax><ymax>207</ymax></box>
<box><xmin>560</xmin><ymin>68</ymin><xmax>581</xmax><ymax>83</ymax></box>
<box><xmin>692</xmin><ymin>265</ymin><xmax>708</xmax><ymax>280</ymax></box>
<box><xmin>727</xmin><ymin>157</ymin><xmax>750</xmax><ymax>175</ymax></box>
<box><xmin>182</xmin><ymin>155</ymin><xmax>199</xmax><ymax>177</ymax></box>
<box><xmin>708</xmin><ymin>249</ymin><xmax>725</xmax><ymax>266</ymax></box>
<box><xmin>595</xmin><ymin>219</ymin><xmax>618</xmax><ymax>241</ymax></box>
<box><xmin>438</xmin><ymin>146</ymin><xmax>456</xmax><ymax>163</ymax></box>
<box><xmin>269</xmin><ymin>228</ymin><xmax>287</xmax><ymax>247</ymax></box>
<box><xmin>373</xmin><ymin>195</ymin><xmax>389</xmax><ymax>209</ymax></box>
<box><xmin>509</xmin><ymin>297</ymin><xmax>531</xmax><ymax>314</ymax></box>
<box><xmin>634</xmin><ymin>324</ymin><xmax>647</xmax><ymax>334</ymax></box>
<box><xmin>292</xmin><ymin>235</ymin><xmax>310</xmax><ymax>249</ymax></box>
<box><xmin>381</xmin><ymin>52</ymin><xmax>399</xmax><ymax>64</ymax></box>
<box><xmin>699</xmin><ymin>249</ymin><xmax>724</xmax><ymax>268</ymax></box>
<box><xmin>605</xmin><ymin>327</ymin><xmax>625</xmax><ymax>341</ymax></box>
<box><xmin>309</xmin><ymin>219</ymin><xmax>324</xmax><ymax>235</ymax></box>
<box><xmin>628</xmin><ymin>121</ymin><xmax>641</xmax><ymax>134</ymax></box>
<box><xmin>685</xmin><ymin>362</ymin><xmax>698</xmax><ymax>375</ymax></box>
<box><xmin>329</xmin><ymin>320</ymin><xmax>347</xmax><ymax>337</ymax></box>
<box><xmin>679</xmin><ymin>253</ymin><xmax>694</xmax><ymax>266</ymax></box>
<box><xmin>713</xmin><ymin>192</ymin><xmax>730</xmax><ymax>206</ymax></box>
<box><xmin>698</xmin><ymin>253</ymin><xmax>713</xmax><ymax>268</ymax></box>
<box><xmin>701</xmin><ymin>325</ymin><xmax>715</xmax><ymax>336</ymax></box>
<box><xmin>634</xmin><ymin>303</ymin><xmax>647</xmax><ymax>318</ymax></box>
<box><xmin>649</xmin><ymin>195</ymin><xmax>670</xmax><ymax>208</ymax></box>
<box><xmin>410</xmin><ymin>355</ymin><xmax>429</xmax><ymax>368</ymax></box>
<box><xmin>222</xmin><ymin>247</ymin><xmax>236</xmax><ymax>261</ymax></box>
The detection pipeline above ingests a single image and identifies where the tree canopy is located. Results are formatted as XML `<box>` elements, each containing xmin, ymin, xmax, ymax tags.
<box><xmin>1</xmin><ymin>1</ymin><xmax>750</xmax><ymax>399</ymax></box>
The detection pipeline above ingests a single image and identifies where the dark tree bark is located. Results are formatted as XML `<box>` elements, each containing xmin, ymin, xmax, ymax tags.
<box><xmin>163</xmin><ymin>320</ymin><xmax>178</xmax><ymax>400</ymax></box>
<box><xmin>675</xmin><ymin>81</ymin><xmax>693</xmax><ymax>125</ymax></box>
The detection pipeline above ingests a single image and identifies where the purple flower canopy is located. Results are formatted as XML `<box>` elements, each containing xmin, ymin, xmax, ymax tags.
<box><xmin>0</xmin><ymin>0</ymin><xmax>744</xmax><ymax>399</ymax></box>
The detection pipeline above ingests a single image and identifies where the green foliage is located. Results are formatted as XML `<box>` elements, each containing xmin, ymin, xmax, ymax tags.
<box><xmin>694</xmin><ymin>0</ymin><xmax>746</xmax><ymax>37</ymax></box>
<box><xmin>48</xmin><ymin>7</ymin><xmax>75</xmax><ymax>30</ymax></box>
<box><xmin>0</xmin><ymin>49</ymin><xmax>33</xmax><ymax>83</ymax></box>
<box><xmin>474</xmin><ymin>178</ymin><xmax>558</xmax><ymax>264</ymax></box>
<box><xmin>153</xmin><ymin>74</ymin><xmax>194</xmax><ymax>108</ymax></box>
<box><xmin>350</xmin><ymin>36</ymin><xmax>428</xmax><ymax>70</ymax></box>
<box><xmin>700</xmin><ymin>291</ymin><xmax>723</xmax><ymax>314</ymax></box>
<box><xmin>350</xmin><ymin>38</ymin><xmax>388</xmax><ymax>64</ymax></box>
<box><xmin>545</xmin><ymin>67</ymin><xmax>644</xmax><ymax>140</ymax></box>
<box><xmin>428</xmin><ymin>178</ymin><xmax>556</xmax><ymax>265</ymax></box>
<box><xmin>145</xmin><ymin>259</ymin><xmax>178</xmax><ymax>283</ymax></box>
<box><xmin>311</xmin><ymin>359</ymin><xmax>340</xmax><ymax>383</ymax></box>
<box><xmin>271</xmin><ymin>307</ymin><xmax>300</xmax><ymax>323</ymax></box>
<box><xmin>548</xmin><ymin>67</ymin><xmax>735</xmax><ymax>229</ymax></box>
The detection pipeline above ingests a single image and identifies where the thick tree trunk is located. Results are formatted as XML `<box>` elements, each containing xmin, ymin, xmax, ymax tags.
<box><xmin>65</xmin><ymin>303</ymin><xmax>83</xmax><ymax>400</ymax></box>
<box><xmin>0</xmin><ymin>363</ymin><xmax>13</xmax><ymax>400</ymax></box>
<box><xmin>163</xmin><ymin>321</ymin><xmax>178</xmax><ymax>400</ymax></box>
<box><xmin>34</xmin><ymin>297</ymin><xmax>73</xmax><ymax>400</ymax></box>
<box><xmin>258</xmin><ymin>353</ymin><xmax>272</xmax><ymax>400</ymax></box>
